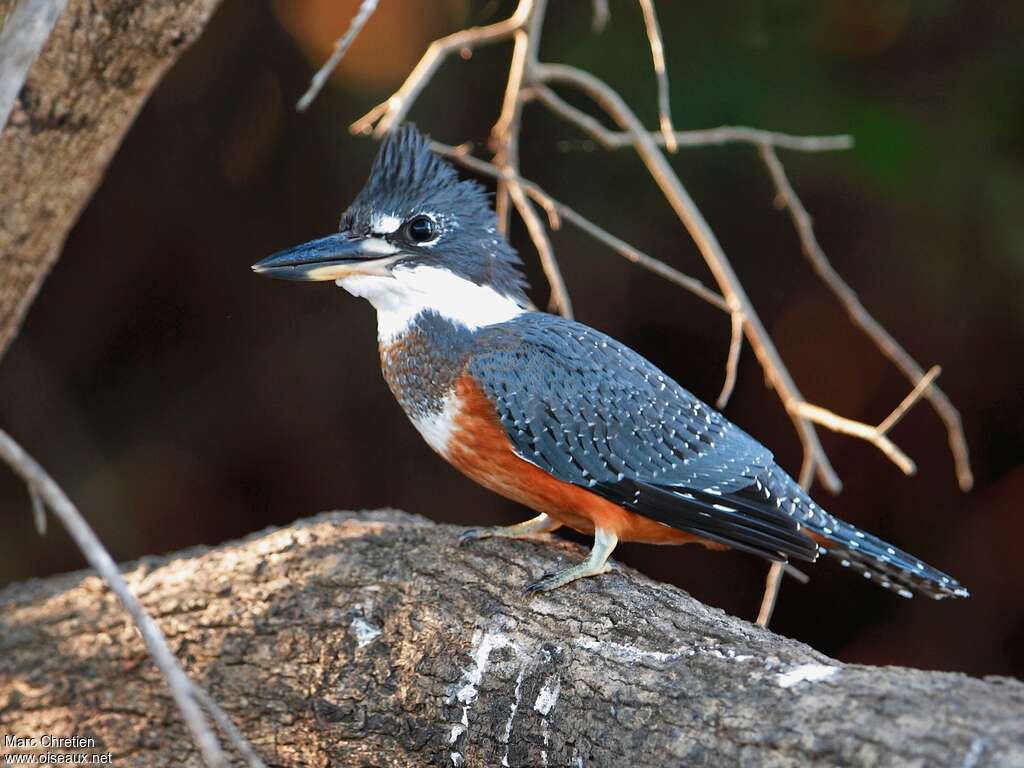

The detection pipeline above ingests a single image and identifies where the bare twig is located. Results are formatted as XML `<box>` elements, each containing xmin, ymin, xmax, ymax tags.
<box><xmin>717</xmin><ymin>309</ymin><xmax>743</xmax><ymax>409</ymax></box>
<box><xmin>296</xmin><ymin>0</ymin><xmax>379</xmax><ymax>112</ymax></box>
<box><xmin>528</xmin><ymin>86</ymin><xmax>852</xmax><ymax>152</ymax></box>
<box><xmin>756</xmin><ymin>562</ymin><xmax>784</xmax><ymax>626</ymax></box>
<box><xmin>0</xmin><ymin>0</ymin><xmax>67</xmax><ymax>131</ymax></box>
<box><xmin>508</xmin><ymin>177</ymin><xmax>573</xmax><ymax>317</ymax></box>
<box><xmin>29</xmin><ymin>487</ymin><xmax>46</xmax><ymax>535</ymax></box>
<box><xmin>592</xmin><ymin>0</ymin><xmax>610</xmax><ymax>32</ymax></box>
<box><xmin>430</xmin><ymin>141</ymin><xmax>728</xmax><ymax>311</ymax></box>
<box><xmin>193</xmin><ymin>687</ymin><xmax>269</xmax><ymax>768</ymax></box>
<box><xmin>351</xmin><ymin>2</ymin><xmax>532</xmax><ymax>137</ymax></box>
<box><xmin>490</xmin><ymin>1</ymin><xmax>537</xmax><ymax>235</ymax></box>
<box><xmin>878</xmin><ymin>365</ymin><xmax>942</xmax><ymax>435</ymax></box>
<box><xmin>0</xmin><ymin>429</ymin><xmax>266</xmax><ymax>768</ymax></box>
<box><xmin>759</xmin><ymin>143</ymin><xmax>972</xmax><ymax>491</ymax></box>
<box><xmin>791</xmin><ymin>366</ymin><xmax>944</xmax><ymax>477</ymax></box>
<box><xmin>637</xmin><ymin>0</ymin><xmax>676</xmax><ymax>152</ymax></box>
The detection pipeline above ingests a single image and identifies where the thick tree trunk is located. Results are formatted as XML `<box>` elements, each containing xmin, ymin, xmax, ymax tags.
<box><xmin>0</xmin><ymin>510</ymin><xmax>1020</xmax><ymax>767</ymax></box>
<box><xmin>0</xmin><ymin>0</ymin><xmax>223</xmax><ymax>361</ymax></box>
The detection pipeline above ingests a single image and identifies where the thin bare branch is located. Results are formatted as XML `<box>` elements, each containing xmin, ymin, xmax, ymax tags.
<box><xmin>792</xmin><ymin>403</ymin><xmax>916</xmax><ymax>476</ymax></box>
<box><xmin>756</xmin><ymin>562</ymin><xmax>784</xmax><ymax>627</ymax></box>
<box><xmin>535</xmin><ymin>62</ymin><xmax>843</xmax><ymax>492</ymax></box>
<box><xmin>717</xmin><ymin>309</ymin><xmax>743</xmax><ymax>409</ymax></box>
<box><xmin>350</xmin><ymin>2</ymin><xmax>532</xmax><ymax>137</ymax></box>
<box><xmin>296</xmin><ymin>0</ymin><xmax>379</xmax><ymax>112</ymax></box>
<box><xmin>490</xmin><ymin>0</ymin><xmax>544</xmax><ymax>235</ymax></box>
<box><xmin>30</xmin><ymin>487</ymin><xmax>46</xmax><ymax>535</ymax></box>
<box><xmin>878</xmin><ymin>365</ymin><xmax>941</xmax><ymax>435</ymax></box>
<box><xmin>193</xmin><ymin>686</ymin><xmax>268</xmax><ymax>768</ymax></box>
<box><xmin>527</xmin><ymin>86</ymin><xmax>853</xmax><ymax>152</ymax></box>
<box><xmin>637</xmin><ymin>0</ymin><xmax>677</xmax><ymax>152</ymax></box>
<box><xmin>430</xmin><ymin>141</ymin><xmax>729</xmax><ymax>312</ymax></box>
<box><xmin>508</xmin><ymin>179</ymin><xmax>573</xmax><ymax>317</ymax></box>
<box><xmin>790</xmin><ymin>365</ymin><xmax>943</xmax><ymax>479</ymax></box>
<box><xmin>759</xmin><ymin>143</ymin><xmax>973</xmax><ymax>491</ymax></box>
<box><xmin>592</xmin><ymin>0</ymin><xmax>610</xmax><ymax>32</ymax></box>
<box><xmin>0</xmin><ymin>429</ymin><xmax>266</xmax><ymax>768</ymax></box>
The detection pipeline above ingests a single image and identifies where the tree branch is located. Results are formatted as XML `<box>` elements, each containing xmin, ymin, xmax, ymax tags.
<box><xmin>295</xmin><ymin>0</ymin><xmax>379</xmax><ymax>112</ymax></box>
<box><xmin>1</xmin><ymin>511</ymin><xmax>1020</xmax><ymax>767</ymax></box>
<box><xmin>0</xmin><ymin>0</ymin><xmax>227</xmax><ymax>363</ymax></box>
<box><xmin>637</xmin><ymin>0</ymin><xmax>676</xmax><ymax>152</ymax></box>
<box><xmin>0</xmin><ymin>430</ymin><xmax>265</xmax><ymax>768</ymax></box>
<box><xmin>527</xmin><ymin>85</ymin><xmax>853</xmax><ymax>152</ymax></box>
<box><xmin>759</xmin><ymin>143</ymin><xmax>973</xmax><ymax>491</ymax></box>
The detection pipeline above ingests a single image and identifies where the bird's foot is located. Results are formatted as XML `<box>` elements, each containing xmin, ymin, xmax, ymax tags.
<box><xmin>458</xmin><ymin>513</ymin><xmax>560</xmax><ymax>545</ymax></box>
<box><xmin>523</xmin><ymin>561</ymin><xmax>611</xmax><ymax>594</ymax></box>
<box><xmin>523</xmin><ymin>527</ymin><xmax>619</xmax><ymax>594</ymax></box>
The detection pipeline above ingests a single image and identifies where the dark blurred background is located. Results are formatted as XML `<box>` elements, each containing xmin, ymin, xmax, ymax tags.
<box><xmin>1</xmin><ymin>0</ymin><xmax>1022</xmax><ymax>678</ymax></box>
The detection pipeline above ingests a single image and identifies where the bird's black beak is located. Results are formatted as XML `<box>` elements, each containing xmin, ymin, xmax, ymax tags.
<box><xmin>251</xmin><ymin>231</ymin><xmax>400</xmax><ymax>282</ymax></box>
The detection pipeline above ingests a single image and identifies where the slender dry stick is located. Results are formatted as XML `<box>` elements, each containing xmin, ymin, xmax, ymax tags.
<box><xmin>759</xmin><ymin>143</ymin><xmax>972</xmax><ymax>491</ymax></box>
<box><xmin>717</xmin><ymin>309</ymin><xmax>743</xmax><ymax>408</ymax></box>
<box><xmin>792</xmin><ymin>403</ymin><xmax>916</xmax><ymax>476</ymax></box>
<box><xmin>534</xmin><ymin>62</ymin><xmax>843</xmax><ymax>494</ymax></box>
<box><xmin>0</xmin><ymin>429</ymin><xmax>266</xmax><ymax>768</ymax></box>
<box><xmin>877</xmin><ymin>365</ymin><xmax>942</xmax><ymax>435</ymax></box>
<box><xmin>509</xmin><ymin>178</ymin><xmax>573</xmax><ymax>316</ymax></box>
<box><xmin>592</xmin><ymin>0</ymin><xmax>610</xmax><ymax>32</ymax></box>
<box><xmin>487</xmin><ymin>0</ymin><xmax>536</xmax><ymax>234</ymax></box>
<box><xmin>351</xmin><ymin>1</ymin><xmax>531</xmax><ymax>137</ymax></box>
<box><xmin>791</xmin><ymin>365</ymin><xmax>944</xmax><ymax>477</ymax></box>
<box><xmin>193</xmin><ymin>687</ymin><xmax>268</xmax><ymax>768</ymax></box>
<box><xmin>756</xmin><ymin>563</ymin><xmax>784</xmax><ymax>626</ymax></box>
<box><xmin>489</xmin><ymin>0</ymin><xmax>576</xmax><ymax>317</ymax></box>
<box><xmin>637</xmin><ymin>0</ymin><xmax>676</xmax><ymax>152</ymax></box>
<box><xmin>30</xmin><ymin>487</ymin><xmax>46</xmax><ymax>535</ymax></box>
<box><xmin>431</xmin><ymin>141</ymin><xmax>728</xmax><ymax>311</ymax></box>
<box><xmin>528</xmin><ymin>85</ymin><xmax>852</xmax><ymax>152</ymax></box>
<box><xmin>296</xmin><ymin>0</ymin><xmax>379</xmax><ymax>111</ymax></box>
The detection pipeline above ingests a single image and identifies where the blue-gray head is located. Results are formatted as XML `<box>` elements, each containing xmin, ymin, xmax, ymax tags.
<box><xmin>253</xmin><ymin>126</ymin><xmax>531</xmax><ymax>340</ymax></box>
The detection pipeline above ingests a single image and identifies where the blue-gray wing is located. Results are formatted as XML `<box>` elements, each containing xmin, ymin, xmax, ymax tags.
<box><xmin>468</xmin><ymin>313</ymin><xmax>817</xmax><ymax>562</ymax></box>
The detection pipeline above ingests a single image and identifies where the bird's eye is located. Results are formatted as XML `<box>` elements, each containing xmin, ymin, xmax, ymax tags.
<box><xmin>405</xmin><ymin>215</ymin><xmax>437</xmax><ymax>243</ymax></box>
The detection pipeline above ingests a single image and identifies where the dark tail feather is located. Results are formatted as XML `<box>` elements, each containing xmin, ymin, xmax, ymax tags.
<box><xmin>757</xmin><ymin>465</ymin><xmax>968</xmax><ymax>599</ymax></box>
<box><xmin>815</xmin><ymin>518</ymin><xmax>969</xmax><ymax>600</ymax></box>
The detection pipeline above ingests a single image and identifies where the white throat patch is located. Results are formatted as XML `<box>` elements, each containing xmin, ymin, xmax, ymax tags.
<box><xmin>338</xmin><ymin>264</ymin><xmax>525</xmax><ymax>343</ymax></box>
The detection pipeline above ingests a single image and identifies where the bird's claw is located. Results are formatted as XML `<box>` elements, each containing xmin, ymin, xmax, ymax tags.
<box><xmin>523</xmin><ymin>572</ymin><xmax>558</xmax><ymax>595</ymax></box>
<box><xmin>458</xmin><ymin>528</ymin><xmax>485</xmax><ymax>545</ymax></box>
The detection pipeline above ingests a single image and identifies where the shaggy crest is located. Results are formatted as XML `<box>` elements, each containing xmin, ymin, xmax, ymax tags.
<box><xmin>341</xmin><ymin>125</ymin><xmax>530</xmax><ymax>304</ymax></box>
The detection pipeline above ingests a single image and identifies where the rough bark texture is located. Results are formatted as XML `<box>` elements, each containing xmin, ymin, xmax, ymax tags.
<box><xmin>0</xmin><ymin>510</ymin><xmax>1020</xmax><ymax>767</ymax></box>
<box><xmin>0</xmin><ymin>0</ymin><xmax>223</xmax><ymax>361</ymax></box>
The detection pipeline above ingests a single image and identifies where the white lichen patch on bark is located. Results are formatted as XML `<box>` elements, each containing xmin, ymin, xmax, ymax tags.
<box><xmin>777</xmin><ymin>663</ymin><xmax>839</xmax><ymax>688</ymax></box>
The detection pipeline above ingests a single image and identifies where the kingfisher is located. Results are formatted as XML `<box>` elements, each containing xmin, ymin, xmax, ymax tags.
<box><xmin>253</xmin><ymin>125</ymin><xmax>967</xmax><ymax>600</ymax></box>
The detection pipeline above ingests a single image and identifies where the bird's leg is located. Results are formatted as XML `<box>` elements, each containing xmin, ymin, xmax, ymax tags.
<box><xmin>524</xmin><ymin>527</ymin><xmax>619</xmax><ymax>594</ymax></box>
<box><xmin>459</xmin><ymin>513</ymin><xmax>561</xmax><ymax>544</ymax></box>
